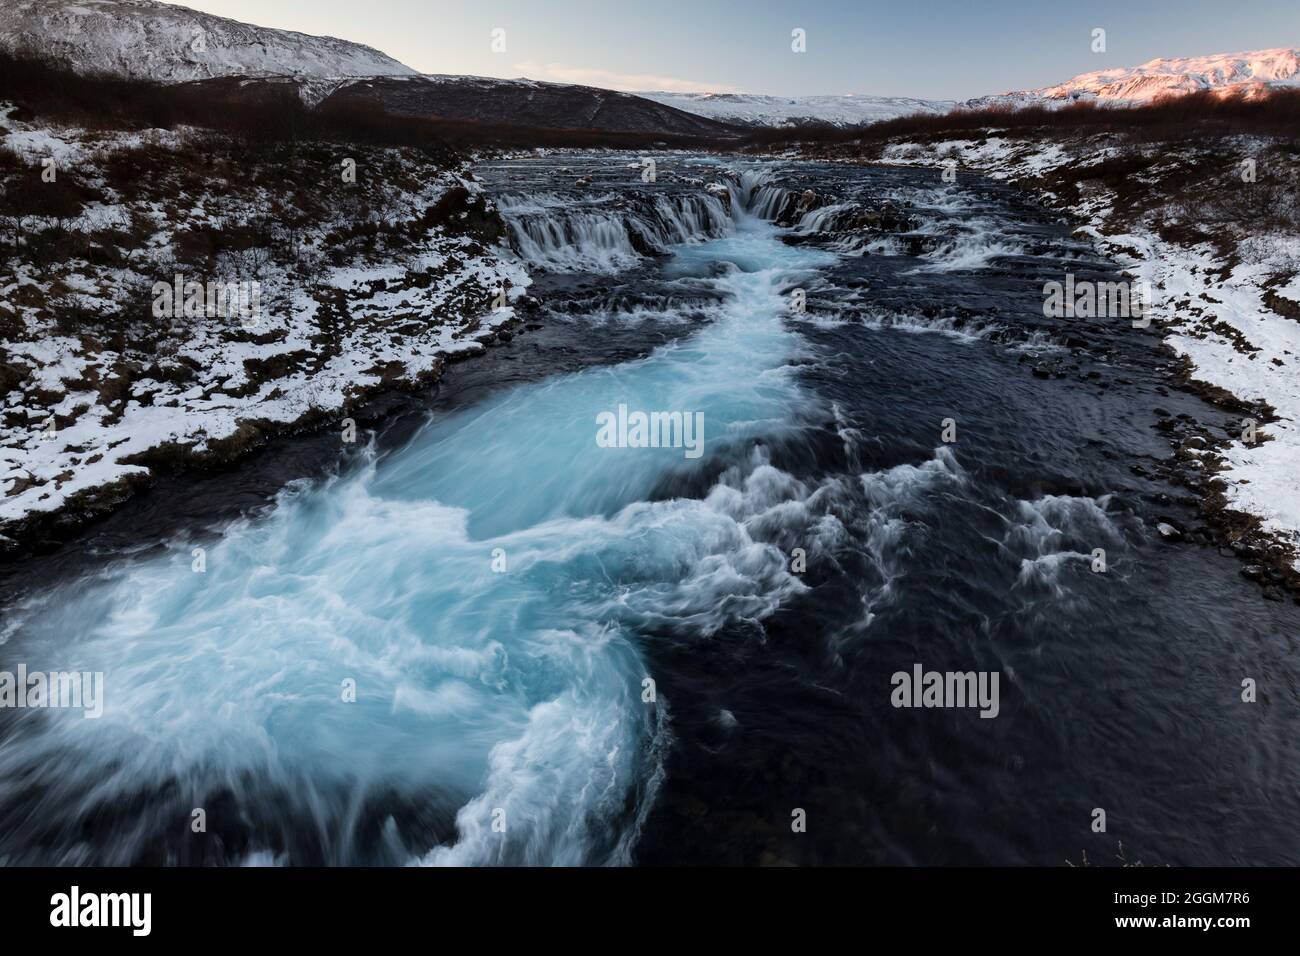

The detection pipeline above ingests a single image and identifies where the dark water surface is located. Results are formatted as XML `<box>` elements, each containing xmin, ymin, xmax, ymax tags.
<box><xmin>1</xmin><ymin>155</ymin><xmax>1296</xmax><ymax>866</ymax></box>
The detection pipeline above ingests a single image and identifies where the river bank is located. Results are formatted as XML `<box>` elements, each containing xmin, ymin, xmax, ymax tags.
<box><xmin>832</xmin><ymin>131</ymin><xmax>1300</xmax><ymax>592</ymax></box>
<box><xmin>0</xmin><ymin>105</ymin><xmax>529</xmax><ymax>558</ymax></box>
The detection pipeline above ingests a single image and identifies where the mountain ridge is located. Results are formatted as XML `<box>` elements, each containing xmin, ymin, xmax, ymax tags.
<box><xmin>967</xmin><ymin>47</ymin><xmax>1300</xmax><ymax>109</ymax></box>
<box><xmin>0</xmin><ymin>0</ymin><xmax>738</xmax><ymax>136</ymax></box>
<box><xmin>3</xmin><ymin>2</ymin><xmax>1296</xmax><ymax>132</ymax></box>
<box><xmin>0</xmin><ymin>0</ymin><xmax>417</xmax><ymax>82</ymax></box>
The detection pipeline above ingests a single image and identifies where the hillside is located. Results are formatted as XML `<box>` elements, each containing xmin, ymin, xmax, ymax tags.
<box><xmin>0</xmin><ymin>0</ymin><xmax>417</xmax><ymax>83</ymax></box>
<box><xmin>0</xmin><ymin>95</ymin><xmax>528</xmax><ymax>552</ymax></box>
<box><xmin>968</xmin><ymin>47</ymin><xmax>1300</xmax><ymax>109</ymax></box>
<box><xmin>323</xmin><ymin>75</ymin><xmax>740</xmax><ymax>137</ymax></box>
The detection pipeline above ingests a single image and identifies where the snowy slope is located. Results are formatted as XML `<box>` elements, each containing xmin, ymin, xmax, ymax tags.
<box><xmin>968</xmin><ymin>48</ymin><xmax>1300</xmax><ymax>109</ymax></box>
<box><xmin>0</xmin><ymin>0</ymin><xmax>417</xmax><ymax>82</ymax></box>
<box><xmin>637</xmin><ymin>91</ymin><xmax>953</xmax><ymax>128</ymax></box>
<box><xmin>0</xmin><ymin>106</ymin><xmax>527</xmax><ymax>541</ymax></box>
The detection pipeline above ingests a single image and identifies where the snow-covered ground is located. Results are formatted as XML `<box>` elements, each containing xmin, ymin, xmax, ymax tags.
<box><xmin>0</xmin><ymin>108</ymin><xmax>526</xmax><ymax>544</ymax></box>
<box><xmin>877</xmin><ymin>135</ymin><xmax>1300</xmax><ymax>566</ymax></box>
<box><xmin>638</xmin><ymin>91</ymin><xmax>953</xmax><ymax>128</ymax></box>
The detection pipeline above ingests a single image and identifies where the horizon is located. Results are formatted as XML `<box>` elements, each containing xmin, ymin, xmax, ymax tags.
<box><xmin>174</xmin><ymin>0</ymin><xmax>1300</xmax><ymax>100</ymax></box>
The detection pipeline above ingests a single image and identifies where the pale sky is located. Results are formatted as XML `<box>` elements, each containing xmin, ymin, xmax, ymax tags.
<box><xmin>179</xmin><ymin>0</ymin><xmax>1300</xmax><ymax>100</ymax></box>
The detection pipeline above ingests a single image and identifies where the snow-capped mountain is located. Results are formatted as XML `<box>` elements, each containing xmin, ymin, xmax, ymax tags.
<box><xmin>638</xmin><ymin>91</ymin><xmax>953</xmax><ymax>127</ymax></box>
<box><xmin>638</xmin><ymin>48</ymin><xmax>1300</xmax><ymax>128</ymax></box>
<box><xmin>6</xmin><ymin>0</ymin><xmax>1296</xmax><ymax>132</ymax></box>
<box><xmin>0</xmin><ymin>0</ymin><xmax>732</xmax><ymax>132</ymax></box>
<box><xmin>968</xmin><ymin>48</ymin><xmax>1300</xmax><ymax>108</ymax></box>
<box><xmin>0</xmin><ymin>0</ymin><xmax>417</xmax><ymax>82</ymax></box>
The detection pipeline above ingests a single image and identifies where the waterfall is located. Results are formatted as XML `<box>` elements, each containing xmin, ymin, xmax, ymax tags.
<box><xmin>496</xmin><ymin>191</ymin><xmax>732</xmax><ymax>272</ymax></box>
<box><xmin>493</xmin><ymin>163</ymin><xmax>820</xmax><ymax>274</ymax></box>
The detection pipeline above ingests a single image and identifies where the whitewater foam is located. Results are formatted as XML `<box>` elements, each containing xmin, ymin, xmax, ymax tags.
<box><xmin>0</xmin><ymin>184</ymin><xmax>845</xmax><ymax>866</ymax></box>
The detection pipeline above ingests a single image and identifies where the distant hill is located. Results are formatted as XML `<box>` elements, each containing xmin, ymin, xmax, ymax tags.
<box><xmin>638</xmin><ymin>91</ymin><xmax>954</xmax><ymax>128</ymax></box>
<box><xmin>0</xmin><ymin>0</ymin><xmax>417</xmax><ymax>82</ymax></box>
<box><xmin>0</xmin><ymin>0</ymin><xmax>737</xmax><ymax>137</ymax></box>
<box><xmin>322</xmin><ymin>75</ymin><xmax>739</xmax><ymax>136</ymax></box>
<box><xmin>965</xmin><ymin>48</ymin><xmax>1300</xmax><ymax>109</ymax></box>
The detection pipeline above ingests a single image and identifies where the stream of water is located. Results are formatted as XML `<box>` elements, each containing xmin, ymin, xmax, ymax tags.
<box><xmin>1</xmin><ymin>155</ymin><xmax>1297</xmax><ymax>866</ymax></box>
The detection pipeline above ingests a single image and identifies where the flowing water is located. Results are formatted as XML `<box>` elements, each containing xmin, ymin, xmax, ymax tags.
<box><xmin>1</xmin><ymin>154</ymin><xmax>1298</xmax><ymax>866</ymax></box>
